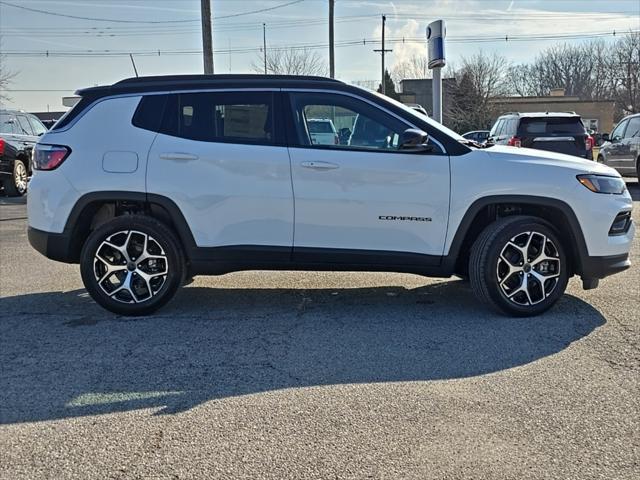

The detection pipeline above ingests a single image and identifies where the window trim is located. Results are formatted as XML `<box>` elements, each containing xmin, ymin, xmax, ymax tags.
<box><xmin>284</xmin><ymin>89</ymin><xmax>447</xmax><ymax>155</ymax></box>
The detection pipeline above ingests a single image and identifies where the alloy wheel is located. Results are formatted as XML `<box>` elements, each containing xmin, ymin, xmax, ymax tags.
<box><xmin>93</xmin><ymin>230</ymin><xmax>168</xmax><ymax>304</ymax></box>
<box><xmin>496</xmin><ymin>231</ymin><xmax>561</xmax><ymax>306</ymax></box>
<box><xmin>14</xmin><ymin>162</ymin><xmax>28</xmax><ymax>194</ymax></box>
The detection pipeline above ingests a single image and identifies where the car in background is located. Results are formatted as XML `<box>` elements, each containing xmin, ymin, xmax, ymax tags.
<box><xmin>0</xmin><ymin>109</ymin><xmax>47</xmax><ymax>196</ymax></box>
<box><xmin>462</xmin><ymin>130</ymin><xmax>490</xmax><ymax>144</ymax></box>
<box><xmin>488</xmin><ymin>112</ymin><xmax>592</xmax><ymax>159</ymax></box>
<box><xmin>307</xmin><ymin>118</ymin><xmax>339</xmax><ymax>145</ymax></box>
<box><xmin>405</xmin><ymin>103</ymin><xmax>429</xmax><ymax>117</ymax></box>
<box><xmin>597</xmin><ymin>113</ymin><xmax>640</xmax><ymax>178</ymax></box>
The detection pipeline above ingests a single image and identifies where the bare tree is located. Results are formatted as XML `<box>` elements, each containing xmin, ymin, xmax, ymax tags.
<box><xmin>610</xmin><ymin>31</ymin><xmax>640</xmax><ymax>115</ymax></box>
<box><xmin>0</xmin><ymin>37</ymin><xmax>16</xmax><ymax>103</ymax></box>
<box><xmin>448</xmin><ymin>52</ymin><xmax>509</xmax><ymax>132</ymax></box>
<box><xmin>391</xmin><ymin>54</ymin><xmax>430</xmax><ymax>84</ymax></box>
<box><xmin>252</xmin><ymin>47</ymin><xmax>328</xmax><ymax>76</ymax></box>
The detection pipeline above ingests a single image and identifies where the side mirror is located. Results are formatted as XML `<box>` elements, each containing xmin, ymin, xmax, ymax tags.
<box><xmin>399</xmin><ymin>128</ymin><xmax>433</xmax><ymax>152</ymax></box>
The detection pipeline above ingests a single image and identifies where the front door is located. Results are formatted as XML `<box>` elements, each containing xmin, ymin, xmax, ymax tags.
<box><xmin>285</xmin><ymin>91</ymin><xmax>450</xmax><ymax>265</ymax></box>
<box><xmin>146</xmin><ymin>91</ymin><xmax>294</xmax><ymax>252</ymax></box>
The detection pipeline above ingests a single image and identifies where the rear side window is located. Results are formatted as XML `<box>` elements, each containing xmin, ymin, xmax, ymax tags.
<box><xmin>0</xmin><ymin>114</ymin><xmax>17</xmax><ymax>134</ymax></box>
<box><xmin>51</xmin><ymin>96</ymin><xmax>95</xmax><ymax>131</ymax></box>
<box><xmin>519</xmin><ymin>117</ymin><xmax>585</xmax><ymax>135</ymax></box>
<box><xmin>160</xmin><ymin>91</ymin><xmax>279</xmax><ymax>145</ymax></box>
<box><xmin>132</xmin><ymin>94</ymin><xmax>168</xmax><ymax>132</ymax></box>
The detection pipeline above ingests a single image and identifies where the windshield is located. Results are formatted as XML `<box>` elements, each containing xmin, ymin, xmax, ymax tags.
<box><xmin>363</xmin><ymin>88</ymin><xmax>466</xmax><ymax>141</ymax></box>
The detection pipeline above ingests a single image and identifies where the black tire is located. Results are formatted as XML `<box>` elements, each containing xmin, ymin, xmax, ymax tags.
<box><xmin>597</xmin><ymin>155</ymin><xmax>604</xmax><ymax>164</ymax></box>
<box><xmin>80</xmin><ymin>215</ymin><xmax>185</xmax><ymax>316</ymax></box>
<box><xmin>2</xmin><ymin>159</ymin><xmax>28</xmax><ymax>197</ymax></box>
<box><xmin>469</xmin><ymin>216</ymin><xmax>569</xmax><ymax>317</ymax></box>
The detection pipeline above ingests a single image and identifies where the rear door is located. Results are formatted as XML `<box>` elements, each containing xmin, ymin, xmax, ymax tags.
<box><xmin>146</xmin><ymin>90</ymin><xmax>294</xmax><ymax>253</ymax></box>
<box><xmin>285</xmin><ymin>90</ymin><xmax>450</xmax><ymax>264</ymax></box>
<box><xmin>518</xmin><ymin>116</ymin><xmax>587</xmax><ymax>158</ymax></box>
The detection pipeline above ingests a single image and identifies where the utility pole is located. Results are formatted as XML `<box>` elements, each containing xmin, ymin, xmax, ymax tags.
<box><xmin>373</xmin><ymin>15</ymin><xmax>392</xmax><ymax>94</ymax></box>
<box><xmin>201</xmin><ymin>0</ymin><xmax>214</xmax><ymax>74</ymax></box>
<box><xmin>263</xmin><ymin>23</ymin><xmax>267</xmax><ymax>74</ymax></box>
<box><xmin>329</xmin><ymin>0</ymin><xmax>335</xmax><ymax>78</ymax></box>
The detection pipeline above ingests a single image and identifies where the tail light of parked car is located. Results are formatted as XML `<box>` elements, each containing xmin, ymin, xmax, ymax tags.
<box><xmin>507</xmin><ymin>136</ymin><xmax>522</xmax><ymax>147</ymax></box>
<box><xmin>585</xmin><ymin>135</ymin><xmax>594</xmax><ymax>151</ymax></box>
<box><xmin>0</xmin><ymin>138</ymin><xmax>5</xmax><ymax>156</ymax></box>
<box><xmin>33</xmin><ymin>144</ymin><xmax>71</xmax><ymax>170</ymax></box>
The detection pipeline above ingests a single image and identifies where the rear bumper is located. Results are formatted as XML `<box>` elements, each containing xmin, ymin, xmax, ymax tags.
<box><xmin>28</xmin><ymin>226</ymin><xmax>78</xmax><ymax>263</ymax></box>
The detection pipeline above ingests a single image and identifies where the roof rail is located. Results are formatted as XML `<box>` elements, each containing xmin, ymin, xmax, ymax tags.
<box><xmin>114</xmin><ymin>74</ymin><xmax>342</xmax><ymax>86</ymax></box>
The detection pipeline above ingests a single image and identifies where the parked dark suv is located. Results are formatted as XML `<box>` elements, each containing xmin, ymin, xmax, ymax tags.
<box><xmin>488</xmin><ymin>112</ymin><xmax>592</xmax><ymax>159</ymax></box>
<box><xmin>0</xmin><ymin>109</ymin><xmax>48</xmax><ymax>196</ymax></box>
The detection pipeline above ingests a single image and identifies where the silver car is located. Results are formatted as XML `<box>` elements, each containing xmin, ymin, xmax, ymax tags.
<box><xmin>598</xmin><ymin>113</ymin><xmax>640</xmax><ymax>178</ymax></box>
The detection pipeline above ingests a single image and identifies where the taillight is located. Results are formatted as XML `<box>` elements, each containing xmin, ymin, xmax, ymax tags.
<box><xmin>507</xmin><ymin>136</ymin><xmax>521</xmax><ymax>147</ymax></box>
<box><xmin>585</xmin><ymin>136</ymin><xmax>594</xmax><ymax>150</ymax></box>
<box><xmin>33</xmin><ymin>144</ymin><xmax>71</xmax><ymax>170</ymax></box>
<box><xmin>0</xmin><ymin>138</ymin><xmax>5</xmax><ymax>156</ymax></box>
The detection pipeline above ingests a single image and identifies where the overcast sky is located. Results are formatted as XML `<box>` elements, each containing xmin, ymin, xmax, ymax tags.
<box><xmin>1</xmin><ymin>0</ymin><xmax>639</xmax><ymax>112</ymax></box>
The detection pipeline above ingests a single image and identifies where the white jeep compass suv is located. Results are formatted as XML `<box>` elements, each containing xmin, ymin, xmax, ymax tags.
<box><xmin>28</xmin><ymin>75</ymin><xmax>634</xmax><ymax>316</ymax></box>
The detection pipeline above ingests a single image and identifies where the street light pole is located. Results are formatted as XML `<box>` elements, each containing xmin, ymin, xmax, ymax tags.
<box><xmin>263</xmin><ymin>23</ymin><xmax>267</xmax><ymax>75</ymax></box>
<box><xmin>201</xmin><ymin>0</ymin><xmax>214</xmax><ymax>74</ymax></box>
<box><xmin>329</xmin><ymin>0</ymin><xmax>335</xmax><ymax>78</ymax></box>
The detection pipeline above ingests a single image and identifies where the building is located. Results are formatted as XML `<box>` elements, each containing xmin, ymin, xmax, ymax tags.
<box><xmin>398</xmin><ymin>78</ymin><xmax>456</xmax><ymax>118</ymax></box>
<box><xmin>490</xmin><ymin>89</ymin><xmax>615</xmax><ymax>133</ymax></box>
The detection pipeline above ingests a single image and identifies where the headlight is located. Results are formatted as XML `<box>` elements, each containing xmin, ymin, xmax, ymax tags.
<box><xmin>577</xmin><ymin>174</ymin><xmax>626</xmax><ymax>194</ymax></box>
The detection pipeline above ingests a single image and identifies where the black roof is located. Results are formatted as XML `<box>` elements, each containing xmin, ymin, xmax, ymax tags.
<box><xmin>77</xmin><ymin>74</ymin><xmax>344</xmax><ymax>97</ymax></box>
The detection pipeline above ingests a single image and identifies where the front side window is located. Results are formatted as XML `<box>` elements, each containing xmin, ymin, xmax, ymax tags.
<box><xmin>16</xmin><ymin>115</ymin><xmax>34</xmax><ymax>135</ymax></box>
<box><xmin>624</xmin><ymin>117</ymin><xmax>640</xmax><ymax>139</ymax></box>
<box><xmin>289</xmin><ymin>92</ymin><xmax>411</xmax><ymax>152</ymax></box>
<box><xmin>28</xmin><ymin>116</ymin><xmax>47</xmax><ymax>136</ymax></box>
<box><xmin>610</xmin><ymin>120</ymin><xmax>627</xmax><ymax>140</ymax></box>
<box><xmin>490</xmin><ymin>119</ymin><xmax>505</xmax><ymax>137</ymax></box>
<box><xmin>161</xmin><ymin>91</ymin><xmax>277</xmax><ymax>145</ymax></box>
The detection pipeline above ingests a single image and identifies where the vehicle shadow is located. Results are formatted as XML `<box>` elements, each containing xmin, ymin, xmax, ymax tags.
<box><xmin>0</xmin><ymin>280</ymin><xmax>605</xmax><ymax>425</ymax></box>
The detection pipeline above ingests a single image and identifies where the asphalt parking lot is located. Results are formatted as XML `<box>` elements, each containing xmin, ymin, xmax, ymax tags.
<box><xmin>1</xmin><ymin>183</ymin><xmax>638</xmax><ymax>480</ymax></box>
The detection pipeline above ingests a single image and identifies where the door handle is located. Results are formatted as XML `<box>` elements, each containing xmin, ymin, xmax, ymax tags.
<box><xmin>300</xmin><ymin>161</ymin><xmax>339</xmax><ymax>170</ymax></box>
<box><xmin>159</xmin><ymin>152</ymin><xmax>199</xmax><ymax>161</ymax></box>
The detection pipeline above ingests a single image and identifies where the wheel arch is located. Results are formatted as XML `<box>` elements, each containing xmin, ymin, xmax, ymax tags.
<box><xmin>444</xmin><ymin>195</ymin><xmax>589</xmax><ymax>277</ymax></box>
<box><xmin>62</xmin><ymin>191</ymin><xmax>196</xmax><ymax>263</ymax></box>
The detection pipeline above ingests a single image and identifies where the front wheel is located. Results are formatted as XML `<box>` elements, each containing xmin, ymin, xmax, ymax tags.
<box><xmin>80</xmin><ymin>215</ymin><xmax>185</xmax><ymax>316</ymax></box>
<box><xmin>469</xmin><ymin>216</ymin><xmax>569</xmax><ymax>316</ymax></box>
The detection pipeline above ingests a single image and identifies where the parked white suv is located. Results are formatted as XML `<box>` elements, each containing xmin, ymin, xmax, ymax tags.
<box><xmin>28</xmin><ymin>75</ymin><xmax>634</xmax><ymax>316</ymax></box>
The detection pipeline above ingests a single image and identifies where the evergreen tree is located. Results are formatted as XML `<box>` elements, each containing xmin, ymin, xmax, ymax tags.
<box><xmin>377</xmin><ymin>69</ymin><xmax>401</xmax><ymax>101</ymax></box>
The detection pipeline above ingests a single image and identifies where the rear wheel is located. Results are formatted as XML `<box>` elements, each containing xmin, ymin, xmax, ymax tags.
<box><xmin>469</xmin><ymin>216</ymin><xmax>569</xmax><ymax>316</ymax></box>
<box><xmin>2</xmin><ymin>159</ymin><xmax>28</xmax><ymax>196</ymax></box>
<box><xmin>80</xmin><ymin>215</ymin><xmax>185</xmax><ymax>316</ymax></box>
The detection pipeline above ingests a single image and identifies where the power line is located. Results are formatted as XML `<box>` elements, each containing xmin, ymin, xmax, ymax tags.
<box><xmin>4</xmin><ymin>30</ymin><xmax>636</xmax><ymax>58</ymax></box>
<box><xmin>0</xmin><ymin>0</ymin><xmax>306</xmax><ymax>24</ymax></box>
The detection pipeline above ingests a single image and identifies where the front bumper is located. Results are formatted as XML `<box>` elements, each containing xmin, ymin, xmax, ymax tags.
<box><xmin>28</xmin><ymin>226</ymin><xmax>78</xmax><ymax>263</ymax></box>
<box><xmin>580</xmin><ymin>252</ymin><xmax>631</xmax><ymax>289</ymax></box>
